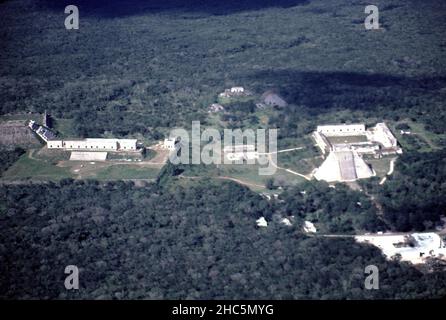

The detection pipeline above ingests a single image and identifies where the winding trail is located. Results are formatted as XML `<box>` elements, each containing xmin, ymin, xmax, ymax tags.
<box><xmin>267</xmin><ymin>153</ymin><xmax>312</xmax><ymax>181</ymax></box>
<box><xmin>379</xmin><ymin>157</ymin><xmax>398</xmax><ymax>185</ymax></box>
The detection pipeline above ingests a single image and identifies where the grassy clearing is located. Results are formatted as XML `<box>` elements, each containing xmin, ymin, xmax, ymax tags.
<box><xmin>366</xmin><ymin>157</ymin><xmax>393</xmax><ymax>177</ymax></box>
<box><xmin>0</xmin><ymin>113</ymin><xmax>41</xmax><ymax>123</ymax></box>
<box><xmin>93</xmin><ymin>165</ymin><xmax>160</xmax><ymax>180</ymax></box>
<box><xmin>53</xmin><ymin>118</ymin><xmax>77</xmax><ymax>137</ymax></box>
<box><xmin>216</xmin><ymin>162</ymin><xmax>306</xmax><ymax>190</ymax></box>
<box><xmin>33</xmin><ymin>148</ymin><xmax>71</xmax><ymax>163</ymax></box>
<box><xmin>391</xmin><ymin>119</ymin><xmax>446</xmax><ymax>152</ymax></box>
<box><xmin>2</xmin><ymin>152</ymin><xmax>72</xmax><ymax>180</ymax></box>
<box><xmin>277</xmin><ymin>143</ymin><xmax>322</xmax><ymax>174</ymax></box>
<box><xmin>327</xmin><ymin>135</ymin><xmax>368</xmax><ymax>144</ymax></box>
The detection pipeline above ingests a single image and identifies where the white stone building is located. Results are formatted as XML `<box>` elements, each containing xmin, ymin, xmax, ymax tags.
<box><xmin>356</xmin><ymin>233</ymin><xmax>446</xmax><ymax>265</ymax></box>
<box><xmin>366</xmin><ymin>122</ymin><xmax>401</xmax><ymax>150</ymax></box>
<box><xmin>314</xmin><ymin>150</ymin><xmax>375</xmax><ymax>182</ymax></box>
<box><xmin>162</xmin><ymin>138</ymin><xmax>177</xmax><ymax>150</ymax></box>
<box><xmin>230</xmin><ymin>87</ymin><xmax>245</xmax><ymax>93</ymax></box>
<box><xmin>312</xmin><ymin>122</ymin><xmax>402</xmax><ymax>183</ymax></box>
<box><xmin>317</xmin><ymin>124</ymin><xmax>366</xmax><ymax>136</ymax></box>
<box><xmin>47</xmin><ymin>138</ymin><xmax>137</xmax><ymax>151</ymax></box>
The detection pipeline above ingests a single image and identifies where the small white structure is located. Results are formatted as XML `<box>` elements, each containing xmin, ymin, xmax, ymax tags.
<box><xmin>219</xmin><ymin>87</ymin><xmax>250</xmax><ymax>98</ymax></box>
<box><xmin>162</xmin><ymin>138</ymin><xmax>177</xmax><ymax>150</ymax></box>
<box><xmin>208</xmin><ymin>103</ymin><xmax>225</xmax><ymax>113</ymax></box>
<box><xmin>256</xmin><ymin>217</ymin><xmax>268</xmax><ymax>228</ymax></box>
<box><xmin>223</xmin><ymin>145</ymin><xmax>255</xmax><ymax>153</ymax></box>
<box><xmin>230</xmin><ymin>87</ymin><xmax>245</xmax><ymax>93</ymax></box>
<box><xmin>356</xmin><ymin>233</ymin><xmax>446</xmax><ymax>265</ymax></box>
<box><xmin>281</xmin><ymin>218</ymin><xmax>292</xmax><ymax>226</ymax></box>
<box><xmin>224</xmin><ymin>144</ymin><xmax>258</xmax><ymax>162</ymax></box>
<box><xmin>303</xmin><ymin>221</ymin><xmax>317</xmax><ymax>233</ymax></box>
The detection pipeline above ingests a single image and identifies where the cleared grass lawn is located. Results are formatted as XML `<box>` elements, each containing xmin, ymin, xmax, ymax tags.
<box><xmin>34</xmin><ymin>148</ymin><xmax>71</xmax><ymax>162</ymax></box>
<box><xmin>327</xmin><ymin>135</ymin><xmax>368</xmax><ymax>144</ymax></box>
<box><xmin>366</xmin><ymin>157</ymin><xmax>393</xmax><ymax>177</ymax></box>
<box><xmin>0</xmin><ymin>113</ymin><xmax>41</xmax><ymax>123</ymax></box>
<box><xmin>93</xmin><ymin>165</ymin><xmax>160</xmax><ymax>180</ymax></box>
<box><xmin>277</xmin><ymin>147</ymin><xmax>322</xmax><ymax>174</ymax></box>
<box><xmin>53</xmin><ymin>118</ymin><xmax>77</xmax><ymax>137</ymax></box>
<box><xmin>2</xmin><ymin>152</ymin><xmax>72</xmax><ymax>180</ymax></box>
<box><xmin>217</xmin><ymin>164</ymin><xmax>266</xmax><ymax>185</ymax></box>
<box><xmin>216</xmin><ymin>163</ymin><xmax>306</xmax><ymax>190</ymax></box>
<box><xmin>391</xmin><ymin>120</ymin><xmax>444</xmax><ymax>152</ymax></box>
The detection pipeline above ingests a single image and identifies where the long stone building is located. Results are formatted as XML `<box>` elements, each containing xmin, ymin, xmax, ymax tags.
<box><xmin>47</xmin><ymin>138</ymin><xmax>138</xmax><ymax>152</ymax></box>
<box><xmin>316</xmin><ymin>124</ymin><xmax>366</xmax><ymax>136</ymax></box>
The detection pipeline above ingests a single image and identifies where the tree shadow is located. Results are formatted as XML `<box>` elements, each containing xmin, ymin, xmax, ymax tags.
<box><xmin>242</xmin><ymin>69</ymin><xmax>446</xmax><ymax>113</ymax></box>
<box><xmin>38</xmin><ymin>0</ymin><xmax>310</xmax><ymax>18</ymax></box>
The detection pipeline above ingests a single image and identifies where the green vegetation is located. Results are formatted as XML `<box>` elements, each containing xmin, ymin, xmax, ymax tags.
<box><xmin>93</xmin><ymin>165</ymin><xmax>160</xmax><ymax>180</ymax></box>
<box><xmin>362</xmin><ymin>150</ymin><xmax>446</xmax><ymax>232</ymax></box>
<box><xmin>33</xmin><ymin>149</ymin><xmax>71</xmax><ymax>163</ymax></box>
<box><xmin>1</xmin><ymin>179</ymin><xmax>445</xmax><ymax>299</ymax></box>
<box><xmin>1</xmin><ymin>0</ymin><xmax>446</xmax><ymax>300</ymax></box>
<box><xmin>2</xmin><ymin>152</ymin><xmax>72</xmax><ymax>181</ymax></box>
<box><xmin>0</xmin><ymin>148</ymin><xmax>26</xmax><ymax>177</ymax></box>
<box><xmin>277</xmin><ymin>144</ymin><xmax>322</xmax><ymax>174</ymax></box>
<box><xmin>279</xmin><ymin>181</ymin><xmax>385</xmax><ymax>233</ymax></box>
<box><xmin>53</xmin><ymin>118</ymin><xmax>77</xmax><ymax>138</ymax></box>
<box><xmin>1</xmin><ymin>0</ymin><xmax>445</xmax><ymax>141</ymax></box>
<box><xmin>365</xmin><ymin>157</ymin><xmax>393</xmax><ymax>177</ymax></box>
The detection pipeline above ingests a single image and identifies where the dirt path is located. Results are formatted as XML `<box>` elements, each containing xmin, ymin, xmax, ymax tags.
<box><xmin>179</xmin><ymin>175</ymin><xmax>265</xmax><ymax>189</ymax></box>
<box><xmin>258</xmin><ymin>146</ymin><xmax>305</xmax><ymax>155</ymax></box>
<box><xmin>267</xmin><ymin>153</ymin><xmax>312</xmax><ymax>181</ymax></box>
<box><xmin>217</xmin><ymin>176</ymin><xmax>265</xmax><ymax>189</ymax></box>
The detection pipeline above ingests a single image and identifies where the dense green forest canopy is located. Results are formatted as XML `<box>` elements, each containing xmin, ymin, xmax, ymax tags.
<box><xmin>278</xmin><ymin>181</ymin><xmax>385</xmax><ymax>233</ymax></box>
<box><xmin>0</xmin><ymin>148</ymin><xmax>25</xmax><ymax>176</ymax></box>
<box><xmin>1</xmin><ymin>179</ymin><xmax>445</xmax><ymax>299</ymax></box>
<box><xmin>1</xmin><ymin>0</ymin><xmax>446</xmax><ymax>300</ymax></box>
<box><xmin>362</xmin><ymin>150</ymin><xmax>446</xmax><ymax>232</ymax></box>
<box><xmin>1</xmin><ymin>0</ymin><xmax>446</xmax><ymax>140</ymax></box>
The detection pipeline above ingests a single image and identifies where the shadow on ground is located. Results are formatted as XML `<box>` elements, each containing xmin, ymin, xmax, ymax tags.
<box><xmin>241</xmin><ymin>69</ymin><xmax>446</xmax><ymax>113</ymax></box>
<box><xmin>37</xmin><ymin>0</ymin><xmax>310</xmax><ymax>17</ymax></box>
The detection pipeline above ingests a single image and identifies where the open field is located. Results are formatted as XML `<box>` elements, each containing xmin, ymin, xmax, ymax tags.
<box><xmin>1</xmin><ymin>147</ymin><xmax>166</xmax><ymax>182</ymax></box>
<box><xmin>327</xmin><ymin>135</ymin><xmax>368</xmax><ymax>144</ymax></box>
<box><xmin>33</xmin><ymin>147</ymin><xmax>71</xmax><ymax>162</ymax></box>
<box><xmin>2</xmin><ymin>151</ymin><xmax>73</xmax><ymax>181</ymax></box>
<box><xmin>277</xmin><ymin>142</ymin><xmax>323</xmax><ymax>174</ymax></box>
<box><xmin>391</xmin><ymin>119</ymin><xmax>444</xmax><ymax>153</ymax></box>
<box><xmin>53</xmin><ymin>118</ymin><xmax>77</xmax><ymax>137</ymax></box>
<box><xmin>365</xmin><ymin>157</ymin><xmax>394</xmax><ymax>177</ymax></box>
<box><xmin>93</xmin><ymin>165</ymin><xmax>160</xmax><ymax>180</ymax></box>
